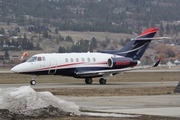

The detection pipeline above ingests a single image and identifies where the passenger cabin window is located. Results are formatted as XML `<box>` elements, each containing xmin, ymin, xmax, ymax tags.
<box><xmin>70</xmin><ymin>58</ymin><xmax>73</xmax><ymax>62</ymax></box>
<box><xmin>42</xmin><ymin>57</ymin><xmax>46</xmax><ymax>61</ymax></box>
<box><xmin>65</xmin><ymin>58</ymin><xmax>68</xmax><ymax>62</ymax></box>
<box><xmin>93</xmin><ymin>58</ymin><xmax>96</xmax><ymax>62</ymax></box>
<box><xmin>87</xmin><ymin>58</ymin><xmax>90</xmax><ymax>62</ymax></box>
<box><xmin>27</xmin><ymin>57</ymin><xmax>37</xmax><ymax>62</ymax></box>
<box><xmin>81</xmin><ymin>58</ymin><xmax>84</xmax><ymax>62</ymax></box>
<box><xmin>76</xmin><ymin>58</ymin><xmax>79</xmax><ymax>62</ymax></box>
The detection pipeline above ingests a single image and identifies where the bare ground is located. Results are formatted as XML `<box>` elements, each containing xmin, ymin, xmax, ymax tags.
<box><xmin>34</xmin><ymin>86</ymin><xmax>175</xmax><ymax>96</ymax></box>
<box><xmin>0</xmin><ymin>72</ymin><xmax>179</xmax><ymax>120</ymax></box>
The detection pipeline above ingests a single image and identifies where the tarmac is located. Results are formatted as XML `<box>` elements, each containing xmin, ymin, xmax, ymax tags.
<box><xmin>59</xmin><ymin>95</ymin><xmax>180</xmax><ymax>117</ymax></box>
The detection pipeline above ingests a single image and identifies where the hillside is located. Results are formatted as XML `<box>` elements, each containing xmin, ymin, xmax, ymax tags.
<box><xmin>1</xmin><ymin>0</ymin><xmax>180</xmax><ymax>33</ymax></box>
<box><xmin>0</xmin><ymin>0</ymin><xmax>180</xmax><ymax>64</ymax></box>
<box><xmin>0</xmin><ymin>29</ymin><xmax>136</xmax><ymax>57</ymax></box>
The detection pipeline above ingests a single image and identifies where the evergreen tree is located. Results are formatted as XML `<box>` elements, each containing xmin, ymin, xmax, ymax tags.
<box><xmin>0</xmin><ymin>28</ymin><xmax>5</xmax><ymax>34</ymax></box>
<box><xmin>91</xmin><ymin>37</ymin><xmax>97</xmax><ymax>48</ymax></box>
<box><xmin>165</xmin><ymin>23</ymin><xmax>170</xmax><ymax>34</ymax></box>
<box><xmin>4</xmin><ymin>50</ymin><xmax>9</xmax><ymax>60</ymax></box>
<box><xmin>65</xmin><ymin>36</ymin><xmax>73</xmax><ymax>43</ymax></box>
<box><xmin>159</xmin><ymin>22</ymin><xmax>164</xmax><ymax>37</ymax></box>
<box><xmin>36</xmin><ymin>42</ymin><xmax>41</xmax><ymax>50</ymax></box>
<box><xmin>42</xmin><ymin>30</ymin><xmax>48</xmax><ymax>38</ymax></box>
<box><xmin>55</xmin><ymin>28</ymin><xmax>59</xmax><ymax>34</ymax></box>
<box><xmin>58</xmin><ymin>46</ymin><xmax>66</xmax><ymax>53</ymax></box>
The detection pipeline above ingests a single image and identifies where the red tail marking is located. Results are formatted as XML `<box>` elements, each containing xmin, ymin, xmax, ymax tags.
<box><xmin>138</xmin><ymin>28</ymin><xmax>158</xmax><ymax>37</ymax></box>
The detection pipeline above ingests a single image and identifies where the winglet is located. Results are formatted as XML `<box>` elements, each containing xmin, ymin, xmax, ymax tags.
<box><xmin>152</xmin><ymin>58</ymin><xmax>162</xmax><ymax>67</ymax></box>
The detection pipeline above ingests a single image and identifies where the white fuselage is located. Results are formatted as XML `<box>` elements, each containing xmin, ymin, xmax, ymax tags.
<box><xmin>11</xmin><ymin>52</ymin><xmax>123</xmax><ymax>74</ymax></box>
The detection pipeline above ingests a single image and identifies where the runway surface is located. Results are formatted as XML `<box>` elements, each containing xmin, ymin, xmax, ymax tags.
<box><xmin>59</xmin><ymin>95</ymin><xmax>180</xmax><ymax>117</ymax></box>
<box><xmin>0</xmin><ymin>81</ymin><xmax>178</xmax><ymax>89</ymax></box>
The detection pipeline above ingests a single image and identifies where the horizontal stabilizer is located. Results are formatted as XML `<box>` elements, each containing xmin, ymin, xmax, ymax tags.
<box><xmin>132</xmin><ymin>37</ymin><xmax>171</xmax><ymax>41</ymax></box>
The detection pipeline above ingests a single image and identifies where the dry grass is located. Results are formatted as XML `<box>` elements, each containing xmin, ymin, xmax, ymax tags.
<box><xmin>34</xmin><ymin>86</ymin><xmax>175</xmax><ymax>96</ymax></box>
<box><xmin>59</xmin><ymin>31</ymin><xmax>135</xmax><ymax>42</ymax></box>
<box><xmin>42</xmin><ymin>115</ymin><xmax>180</xmax><ymax>120</ymax></box>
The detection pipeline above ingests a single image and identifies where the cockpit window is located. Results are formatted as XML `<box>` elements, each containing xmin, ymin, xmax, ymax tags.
<box><xmin>26</xmin><ymin>57</ymin><xmax>37</xmax><ymax>62</ymax></box>
<box><xmin>37</xmin><ymin>57</ymin><xmax>42</xmax><ymax>61</ymax></box>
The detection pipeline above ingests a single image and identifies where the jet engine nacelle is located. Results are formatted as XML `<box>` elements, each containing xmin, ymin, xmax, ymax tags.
<box><xmin>107</xmin><ymin>57</ymin><xmax>139</xmax><ymax>68</ymax></box>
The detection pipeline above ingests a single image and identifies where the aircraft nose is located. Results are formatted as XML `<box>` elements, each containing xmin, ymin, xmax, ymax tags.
<box><xmin>11</xmin><ymin>64</ymin><xmax>23</xmax><ymax>73</ymax></box>
<box><xmin>11</xmin><ymin>66</ymin><xmax>19</xmax><ymax>73</ymax></box>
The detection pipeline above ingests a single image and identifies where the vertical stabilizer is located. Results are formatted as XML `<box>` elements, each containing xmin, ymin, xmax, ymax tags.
<box><xmin>100</xmin><ymin>28</ymin><xmax>158</xmax><ymax>60</ymax></box>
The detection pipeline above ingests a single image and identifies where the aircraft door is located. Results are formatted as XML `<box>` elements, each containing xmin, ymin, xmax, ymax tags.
<box><xmin>48</xmin><ymin>58</ymin><xmax>57</xmax><ymax>74</ymax></box>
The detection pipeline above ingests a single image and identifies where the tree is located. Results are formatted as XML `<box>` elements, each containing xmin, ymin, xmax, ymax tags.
<box><xmin>165</xmin><ymin>23</ymin><xmax>170</xmax><ymax>34</ymax></box>
<box><xmin>159</xmin><ymin>22</ymin><xmax>164</xmax><ymax>37</ymax></box>
<box><xmin>65</xmin><ymin>36</ymin><xmax>73</xmax><ymax>43</ymax></box>
<box><xmin>58</xmin><ymin>46</ymin><xmax>66</xmax><ymax>53</ymax></box>
<box><xmin>42</xmin><ymin>30</ymin><xmax>48</xmax><ymax>38</ymax></box>
<box><xmin>35</xmin><ymin>42</ymin><xmax>41</xmax><ymax>50</ymax></box>
<box><xmin>120</xmin><ymin>38</ymin><xmax>125</xmax><ymax>46</ymax></box>
<box><xmin>156</xmin><ymin>44</ymin><xmax>176</xmax><ymax>58</ymax></box>
<box><xmin>0</xmin><ymin>27</ymin><xmax>5</xmax><ymax>34</ymax></box>
<box><xmin>90</xmin><ymin>37</ymin><xmax>97</xmax><ymax>49</ymax></box>
<box><xmin>4</xmin><ymin>50</ymin><xmax>9</xmax><ymax>60</ymax></box>
<box><xmin>55</xmin><ymin>28</ymin><xmax>59</xmax><ymax>34</ymax></box>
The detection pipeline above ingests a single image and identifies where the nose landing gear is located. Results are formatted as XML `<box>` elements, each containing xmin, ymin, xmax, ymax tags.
<box><xmin>30</xmin><ymin>75</ymin><xmax>36</xmax><ymax>85</ymax></box>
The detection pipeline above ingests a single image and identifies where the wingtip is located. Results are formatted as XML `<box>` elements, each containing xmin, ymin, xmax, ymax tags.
<box><xmin>152</xmin><ymin>58</ymin><xmax>162</xmax><ymax>67</ymax></box>
<box><xmin>158</xmin><ymin>58</ymin><xmax>162</xmax><ymax>61</ymax></box>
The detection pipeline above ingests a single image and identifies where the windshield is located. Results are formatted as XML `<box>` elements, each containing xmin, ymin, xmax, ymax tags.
<box><xmin>26</xmin><ymin>56</ymin><xmax>37</xmax><ymax>62</ymax></box>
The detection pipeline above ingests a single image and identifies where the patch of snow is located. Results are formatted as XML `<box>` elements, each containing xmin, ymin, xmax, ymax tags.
<box><xmin>82</xmin><ymin>112</ymin><xmax>138</xmax><ymax>117</ymax></box>
<box><xmin>0</xmin><ymin>86</ymin><xmax>138</xmax><ymax>119</ymax></box>
<box><xmin>0</xmin><ymin>86</ymin><xmax>80</xmax><ymax>117</ymax></box>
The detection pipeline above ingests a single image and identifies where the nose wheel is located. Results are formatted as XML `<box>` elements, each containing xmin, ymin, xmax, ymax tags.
<box><xmin>30</xmin><ymin>75</ymin><xmax>37</xmax><ymax>85</ymax></box>
<box><xmin>30</xmin><ymin>80</ymin><xmax>36</xmax><ymax>85</ymax></box>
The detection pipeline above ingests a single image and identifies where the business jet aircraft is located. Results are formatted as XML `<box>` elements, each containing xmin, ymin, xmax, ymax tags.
<box><xmin>11</xmin><ymin>28</ymin><xmax>164</xmax><ymax>85</ymax></box>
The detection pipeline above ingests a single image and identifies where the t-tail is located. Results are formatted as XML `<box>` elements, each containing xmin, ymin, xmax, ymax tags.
<box><xmin>100</xmin><ymin>28</ymin><xmax>159</xmax><ymax>60</ymax></box>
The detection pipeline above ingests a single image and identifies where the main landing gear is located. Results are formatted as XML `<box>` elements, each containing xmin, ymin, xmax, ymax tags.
<box><xmin>85</xmin><ymin>78</ymin><xmax>93</xmax><ymax>84</ymax></box>
<box><xmin>30</xmin><ymin>75</ymin><xmax>36</xmax><ymax>85</ymax></box>
<box><xmin>85</xmin><ymin>78</ymin><xmax>107</xmax><ymax>84</ymax></box>
<box><xmin>99</xmin><ymin>78</ymin><xmax>106</xmax><ymax>84</ymax></box>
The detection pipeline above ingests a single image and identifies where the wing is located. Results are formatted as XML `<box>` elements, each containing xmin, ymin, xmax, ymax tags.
<box><xmin>76</xmin><ymin>58</ymin><xmax>161</xmax><ymax>77</ymax></box>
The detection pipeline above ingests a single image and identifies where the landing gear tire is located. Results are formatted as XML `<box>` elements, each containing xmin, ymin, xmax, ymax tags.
<box><xmin>85</xmin><ymin>78</ymin><xmax>93</xmax><ymax>84</ymax></box>
<box><xmin>30</xmin><ymin>80</ymin><xmax>36</xmax><ymax>85</ymax></box>
<box><xmin>99</xmin><ymin>78</ymin><xmax>106</xmax><ymax>84</ymax></box>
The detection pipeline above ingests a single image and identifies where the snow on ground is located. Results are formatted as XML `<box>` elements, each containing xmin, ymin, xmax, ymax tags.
<box><xmin>0</xmin><ymin>86</ymin><xmax>80</xmax><ymax>118</ymax></box>
<box><xmin>0</xmin><ymin>86</ymin><xmax>137</xmax><ymax>119</ymax></box>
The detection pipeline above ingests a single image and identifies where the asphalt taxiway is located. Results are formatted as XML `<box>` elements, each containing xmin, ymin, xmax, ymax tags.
<box><xmin>0</xmin><ymin>81</ymin><xmax>178</xmax><ymax>89</ymax></box>
<box><xmin>59</xmin><ymin>95</ymin><xmax>180</xmax><ymax>117</ymax></box>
